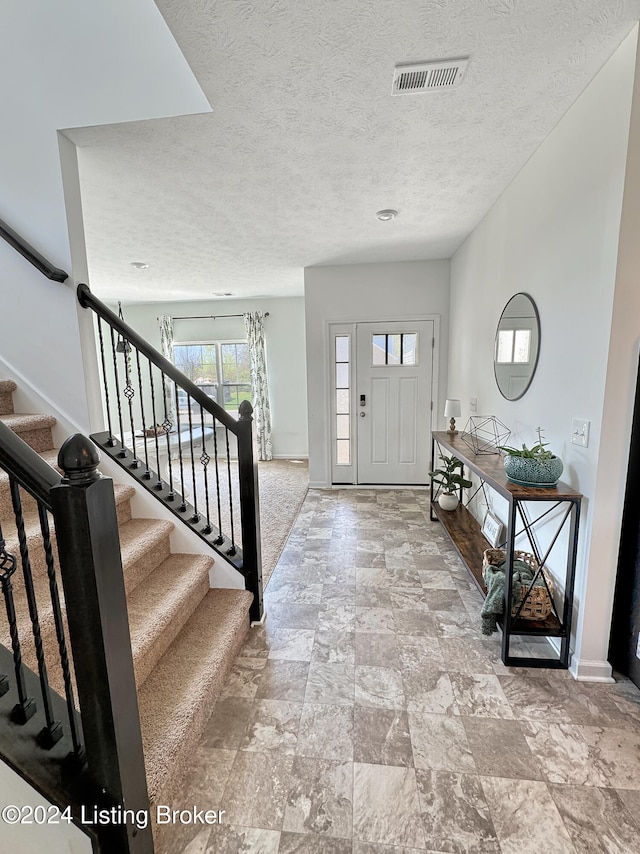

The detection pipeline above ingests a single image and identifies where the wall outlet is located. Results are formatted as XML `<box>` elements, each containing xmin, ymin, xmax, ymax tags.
<box><xmin>571</xmin><ymin>418</ymin><xmax>590</xmax><ymax>448</ymax></box>
<box><xmin>470</xmin><ymin>397</ymin><xmax>477</xmax><ymax>413</ymax></box>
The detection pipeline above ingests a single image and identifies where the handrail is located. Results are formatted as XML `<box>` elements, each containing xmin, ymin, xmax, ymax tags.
<box><xmin>0</xmin><ymin>218</ymin><xmax>68</xmax><ymax>283</ymax></box>
<box><xmin>0</xmin><ymin>420</ymin><xmax>60</xmax><ymax>508</ymax></box>
<box><xmin>77</xmin><ymin>283</ymin><xmax>238</xmax><ymax>432</ymax></box>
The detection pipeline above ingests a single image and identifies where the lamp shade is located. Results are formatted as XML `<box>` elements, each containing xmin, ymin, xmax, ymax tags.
<box><xmin>444</xmin><ymin>399</ymin><xmax>461</xmax><ymax>418</ymax></box>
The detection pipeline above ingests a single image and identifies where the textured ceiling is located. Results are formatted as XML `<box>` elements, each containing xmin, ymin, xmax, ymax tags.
<box><xmin>66</xmin><ymin>0</ymin><xmax>640</xmax><ymax>303</ymax></box>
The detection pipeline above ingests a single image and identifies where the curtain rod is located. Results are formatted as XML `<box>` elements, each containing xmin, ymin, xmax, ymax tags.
<box><xmin>163</xmin><ymin>311</ymin><xmax>270</xmax><ymax>320</ymax></box>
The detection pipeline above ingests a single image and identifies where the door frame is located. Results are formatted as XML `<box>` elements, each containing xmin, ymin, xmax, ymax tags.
<box><xmin>327</xmin><ymin>314</ymin><xmax>441</xmax><ymax>485</ymax></box>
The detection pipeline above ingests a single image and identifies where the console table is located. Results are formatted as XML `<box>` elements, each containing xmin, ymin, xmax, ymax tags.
<box><xmin>431</xmin><ymin>431</ymin><xmax>582</xmax><ymax>668</ymax></box>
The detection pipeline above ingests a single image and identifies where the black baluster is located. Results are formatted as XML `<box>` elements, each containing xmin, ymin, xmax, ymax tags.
<box><xmin>38</xmin><ymin>505</ymin><xmax>83</xmax><ymax>758</ymax></box>
<box><xmin>9</xmin><ymin>479</ymin><xmax>62</xmax><ymax>746</ymax></box>
<box><xmin>161</xmin><ymin>372</ymin><xmax>178</xmax><ymax>503</ymax></box>
<box><xmin>96</xmin><ymin>317</ymin><xmax>116</xmax><ymax>447</ymax></box>
<box><xmin>211</xmin><ymin>415</ymin><xmax>224</xmax><ymax>545</ymax></box>
<box><xmin>135</xmin><ymin>348</ymin><xmax>151</xmax><ymax>480</ymax></box>
<box><xmin>187</xmin><ymin>397</ymin><xmax>200</xmax><ymax>524</ymax></box>
<box><xmin>173</xmin><ymin>384</ymin><xmax>187</xmax><ymax>513</ymax></box>
<box><xmin>148</xmin><ymin>362</ymin><xmax>165</xmax><ymax>492</ymax></box>
<box><xmin>225</xmin><ymin>427</ymin><xmax>236</xmax><ymax>556</ymax></box>
<box><xmin>122</xmin><ymin>340</ymin><xmax>139</xmax><ymax>469</ymax></box>
<box><xmin>0</xmin><ymin>524</ymin><xmax>32</xmax><ymax>713</ymax></box>
<box><xmin>109</xmin><ymin>327</ymin><xmax>127</xmax><ymax>458</ymax></box>
<box><xmin>200</xmin><ymin>407</ymin><xmax>213</xmax><ymax>534</ymax></box>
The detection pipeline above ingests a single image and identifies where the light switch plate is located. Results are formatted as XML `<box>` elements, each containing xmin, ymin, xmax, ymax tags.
<box><xmin>470</xmin><ymin>397</ymin><xmax>477</xmax><ymax>413</ymax></box>
<box><xmin>571</xmin><ymin>418</ymin><xmax>590</xmax><ymax>448</ymax></box>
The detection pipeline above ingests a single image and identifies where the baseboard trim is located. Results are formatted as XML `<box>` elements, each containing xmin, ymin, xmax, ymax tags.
<box><xmin>569</xmin><ymin>657</ymin><xmax>615</xmax><ymax>682</ymax></box>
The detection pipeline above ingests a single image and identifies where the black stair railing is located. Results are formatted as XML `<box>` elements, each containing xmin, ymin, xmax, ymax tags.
<box><xmin>0</xmin><ymin>422</ymin><xmax>152</xmax><ymax>853</ymax></box>
<box><xmin>77</xmin><ymin>283</ymin><xmax>263</xmax><ymax>623</ymax></box>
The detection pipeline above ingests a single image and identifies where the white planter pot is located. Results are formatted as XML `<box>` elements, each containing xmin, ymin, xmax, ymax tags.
<box><xmin>438</xmin><ymin>492</ymin><xmax>459</xmax><ymax>511</ymax></box>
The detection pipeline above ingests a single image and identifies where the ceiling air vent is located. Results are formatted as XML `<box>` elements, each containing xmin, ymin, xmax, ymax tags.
<box><xmin>392</xmin><ymin>58</ymin><xmax>469</xmax><ymax>94</ymax></box>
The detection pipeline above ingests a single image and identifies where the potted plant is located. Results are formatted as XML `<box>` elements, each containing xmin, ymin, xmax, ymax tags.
<box><xmin>499</xmin><ymin>427</ymin><xmax>563</xmax><ymax>486</ymax></box>
<box><xmin>429</xmin><ymin>454</ymin><xmax>472</xmax><ymax>510</ymax></box>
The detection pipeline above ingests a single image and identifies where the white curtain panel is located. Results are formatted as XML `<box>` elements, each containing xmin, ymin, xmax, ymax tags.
<box><xmin>244</xmin><ymin>311</ymin><xmax>273</xmax><ymax>461</ymax></box>
<box><xmin>158</xmin><ymin>314</ymin><xmax>177</xmax><ymax>430</ymax></box>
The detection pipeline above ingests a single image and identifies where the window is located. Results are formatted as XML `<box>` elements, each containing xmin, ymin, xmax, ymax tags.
<box><xmin>335</xmin><ymin>335</ymin><xmax>351</xmax><ymax>465</ymax></box>
<box><xmin>496</xmin><ymin>329</ymin><xmax>531</xmax><ymax>364</ymax></box>
<box><xmin>371</xmin><ymin>333</ymin><xmax>417</xmax><ymax>365</ymax></box>
<box><xmin>174</xmin><ymin>341</ymin><xmax>251</xmax><ymax>413</ymax></box>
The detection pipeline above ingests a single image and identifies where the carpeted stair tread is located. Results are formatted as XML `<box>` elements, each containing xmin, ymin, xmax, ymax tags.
<box><xmin>118</xmin><ymin>517</ymin><xmax>174</xmax><ymax>593</ymax></box>
<box><xmin>128</xmin><ymin>553</ymin><xmax>213</xmax><ymax>688</ymax></box>
<box><xmin>0</xmin><ymin>413</ymin><xmax>56</xmax><ymax>452</ymax></box>
<box><xmin>138</xmin><ymin>588</ymin><xmax>253</xmax><ymax>804</ymax></box>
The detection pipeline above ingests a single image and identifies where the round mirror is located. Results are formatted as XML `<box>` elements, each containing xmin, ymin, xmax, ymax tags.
<box><xmin>494</xmin><ymin>293</ymin><xmax>540</xmax><ymax>400</ymax></box>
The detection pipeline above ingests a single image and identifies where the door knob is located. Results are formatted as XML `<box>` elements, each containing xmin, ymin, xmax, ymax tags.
<box><xmin>359</xmin><ymin>411</ymin><xmax>366</xmax><ymax>417</ymax></box>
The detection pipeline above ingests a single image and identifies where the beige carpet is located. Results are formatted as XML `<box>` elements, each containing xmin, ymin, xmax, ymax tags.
<box><xmin>170</xmin><ymin>457</ymin><xmax>308</xmax><ymax>586</ymax></box>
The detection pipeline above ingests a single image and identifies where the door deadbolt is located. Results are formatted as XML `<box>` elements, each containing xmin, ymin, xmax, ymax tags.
<box><xmin>360</xmin><ymin>394</ymin><xmax>366</xmax><ymax>406</ymax></box>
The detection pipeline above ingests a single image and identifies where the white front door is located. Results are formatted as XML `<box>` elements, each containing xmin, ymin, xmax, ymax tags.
<box><xmin>330</xmin><ymin>320</ymin><xmax>435</xmax><ymax>485</ymax></box>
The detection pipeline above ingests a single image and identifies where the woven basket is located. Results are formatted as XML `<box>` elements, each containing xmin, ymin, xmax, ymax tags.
<box><xmin>482</xmin><ymin>548</ymin><xmax>554</xmax><ymax>621</ymax></box>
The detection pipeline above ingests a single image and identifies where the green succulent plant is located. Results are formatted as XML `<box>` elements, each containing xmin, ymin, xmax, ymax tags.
<box><xmin>499</xmin><ymin>427</ymin><xmax>555</xmax><ymax>460</ymax></box>
<box><xmin>429</xmin><ymin>454</ymin><xmax>473</xmax><ymax>494</ymax></box>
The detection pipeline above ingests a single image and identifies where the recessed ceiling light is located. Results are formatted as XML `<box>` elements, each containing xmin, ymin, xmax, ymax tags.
<box><xmin>130</xmin><ymin>261</ymin><xmax>149</xmax><ymax>269</ymax></box>
<box><xmin>376</xmin><ymin>209</ymin><xmax>398</xmax><ymax>221</ymax></box>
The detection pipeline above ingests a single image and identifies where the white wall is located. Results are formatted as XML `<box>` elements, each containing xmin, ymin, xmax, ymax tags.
<box><xmin>0</xmin><ymin>759</ymin><xmax>91</xmax><ymax>853</ymax></box>
<box><xmin>304</xmin><ymin>260</ymin><xmax>451</xmax><ymax>487</ymax></box>
<box><xmin>118</xmin><ymin>296</ymin><xmax>308</xmax><ymax>459</ymax></box>
<box><xmin>447</xmin><ymin>28</ymin><xmax>639</xmax><ymax>679</ymax></box>
<box><xmin>0</xmin><ymin>0</ymin><xmax>209</xmax><ymax>430</ymax></box>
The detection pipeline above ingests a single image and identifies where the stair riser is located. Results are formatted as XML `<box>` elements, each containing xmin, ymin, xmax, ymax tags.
<box><xmin>133</xmin><ymin>572</ymin><xmax>210</xmax><ymax>689</ymax></box>
<box><xmin>124</xmin><ymin>536</ymin><xmax>172</xmax><ymax>595</ymax></box>
<box><xmin>0</xmin><ymin>392</ymin><xmax>14</xmax><ymax>417</ymax></box>
<box><xmin>10</xmin><ymin>426</ymin><xmax>54</xmax><ymax>453</ymax></box>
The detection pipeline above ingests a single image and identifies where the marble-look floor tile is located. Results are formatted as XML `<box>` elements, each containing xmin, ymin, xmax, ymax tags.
<box><xmin>418</xmin><ymin>570</ymin><xmax>457</xmax><ymax>590</ymax></box>
<box><xmin>202</xmin><ymin>697</ymin><xmax>254</xmax><ymax>749</ymax></box>
<box><xmin>238</xmin><ymin>627</ymin><xmax>271</xmax><ymax>659</ymax></box>
<box><xmin>265</xmin><ymin>581</ymin><xmax>323</xmax><ymax>604</ymax></box>
<box><xmin>581</xmin><ymin>725</ymin><xmax>640</xmax><ymax>789</ymax></box>
<box><xmin>311</xmin><ymin>628</ymin><xmax>355</xmax><ymax>665</ymax></box>
<box><xmin>421</xmin><ymin>589</ymin><xmax>464</xmax><ymax>612</ymax></box>
<box><xmin>462</xmin><ymin>718</ymin><xmax>544</xmax><ymax>780</ymax></box>
<box><xmin>548</xmin><ymin>784</ymin><xmax>640</xmax><ymax>853</ymax></box>
<box><xmin>355</xmin><ymin>666</ymin><xmax>406</xmax><ymax>710</ymax></box>
<box><xmin>282</xmin><ymin>757</ymin><xmax>353</xmax><ymax>838</ymax></box>
<box><xmin>222</xmin><ymin>751</ymin><xmax>294</xmax><ymax>830</ymax></box>
<box><xmin>615</xmin><ymin>787</ymin><xmax>640</xmax><ymax>826</ymax></box>
<box><xmin>279</xmin><ymin>831</ymin><xmax>353</xmax><ymax>853</ymax></box>
<box><xmin>267</xmin><ymin>629</ymin><xmax>315</xmax><ymax>662</ymax></box>
<box><xmin>393</xmin><ymin>609</ymin><xmax>437</xmax><ymax>637</ymax></box>
<box><xmin>353</xmin><ymin>763</ymin><xmax>426</xmax><ymax>849</ymax></box>
<box><xmin>305</xmin><ymin>662</ymin><xmax>355</xmax><ymax>705</ymax></box>
<box><xmin>266</xmin><ymin>603</ymin><xmax>320</xmax><ymax>629</ymax></box>
<box><xmin>408</xmin><ymin>711</ymin><xmax>476</xmax><ymax>773</ymax></box>
<box><xmin>402</xmin><ymin>670</ymin><xmax>457</xmax><ymax>715</ymax></box>
<box><xmin>521</xmin><ymin>721</ymin><xmax>610</xmax><ymax>786</ymax></box>
<box><xmin>355</xmin><ymin>632</ymin><xmax>400</xmax><ymax>668</ymax></box>
<box><xmin>397</xmin><ymin>635</ymin><xmax>445</xmax><ymax>671</ymax></box>
<box><xmin>254</xmin><ymin>661</ymin><xmax>309</xmax><ymax>702</ymax></box>
<box><xmin>354</xmin><ymin>606</ymin><xmax>396</xmax><ymax>634</ymax></box>
<box><xmin>388</xmin><ymin>589</ymin><xmax>431</xmax><ymax>612</ymax></box>
<box><xmin>354</xmin><ymin>708</ymin><xmax>414</xmax><ymax>767</ymax></box>
<box><xmin>239</xmin><ymin>699</ymin><xmax>303</xmax><ymax>754</ymax></box>
<box><xmin>450</xmin><ymin>673</ymin><xmax>514</xmax><ymax>719</ymax></box>
<box><xmin>221</xmin><ymin>657</ymin><xmax>268</xmax><ymax>698</ymax></box>
<box><xmin>498</xmin><ymin>675</ymin><xmax>573</xmax><ymax>722</ymax></box>
<box><xmin>431</xmin><ymin>610</ymin><xmax>481</xmax><ymax>639</ymax></box>
<box><xmin>352</xmin><ymin>844</ymin><xmax>428</xmax><ymax>854</ymax></box>
<box><xmin>203</xmin><ymin>825</ymin><xmax>281</xmax><ymax>854</ymax></box>
<box><xmin>297</xmin><ymin>703</ymin><xmax>354</xmax><ymax>760</ymax></box>
<box><xmin>317</xmin><ymin>603</ymin><xmax>356</xmax><ymax>632</ymax></box>
<box><xmin>480</xmin><ymin>776</ymin><xmax>575</xmax><ymax>853</ymax></box>
<box><xmin>177</xmin><ymin>747</ymin><xmax>237</xmax><ymax>806</ymax></box>
<box><xmin>417</xmin><ymin>769</ymin><xmax>500</xmax><ymax>853</ymax></box>
<box><xmin>437</xmin><ymin>639</ymin><xmax>495</xmax><ymax>676</ymax></box>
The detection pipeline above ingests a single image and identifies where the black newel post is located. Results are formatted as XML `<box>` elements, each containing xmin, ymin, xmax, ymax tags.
<box><xmin>236</xmin><ymin>402</ymin><xmax>264</xmax><ymax>623</ymax></box>
<box><xmin>50</xmin><ymin>434</ymin><xmax>153</xmax><ymax>854</ymax></box>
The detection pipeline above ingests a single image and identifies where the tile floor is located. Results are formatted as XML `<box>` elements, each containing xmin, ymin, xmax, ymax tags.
<box><xmin>166</xmin><ymin>489</ymin><xmax>640</xmax><ymax>854</ymax></box>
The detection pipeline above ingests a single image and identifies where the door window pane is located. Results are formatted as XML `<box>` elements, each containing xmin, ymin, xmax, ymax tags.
<box><xmin>402</xmin><ymin>334</ymin><xmax>417</xmax><ymax>365</ymax></box>
<box><xmin>513</xmin><ymin>329</ymin><xmax>531</xmax><ymax>363</ymax></box>
<box><xmin>372</xmin><ymin>335</ymin><xmax>386</xmax><ymax>365</ymax></box>
<box><xmin>336</xmin><ymin>389</ymin><xmax>350</xmax><ymax>414</ymax></box>
<box><xmin>387</xmin><ymin>335</ymin><xmax>402</xmax><ymax>365</ymax></box>
<box><xmin>497</xmin><ymin>329</ymin><xmax>514</xmax><ymax>363</ymax></box>
<box><xmin>336</xmin><ymin>414</ymin><xmax>350</xmax><ymax>439</ymax></box>
<box><xmin>336</xmin><ymin>439</ymin><xmax>350</xmax><ymax>465</ymax></box>
<box><xmin>371</xmin><ymin>332</ymin><xmax>419</xmax><ymax>365</ymax></box>
<box><xmin>335</xmin><ymin>336</ymin><xmax>349</xmax><ymax>362</ymax></box>
<box><xmin>336</xmin><ymin>362</ymin><xmax>349</xmax><ymax>388</ymax></box>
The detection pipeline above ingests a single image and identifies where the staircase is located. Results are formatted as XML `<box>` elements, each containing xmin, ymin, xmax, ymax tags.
<box><xmin>0</xmin><ymin>378</ymin><xmax>253</xmax><ymax>838</ymax></box>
